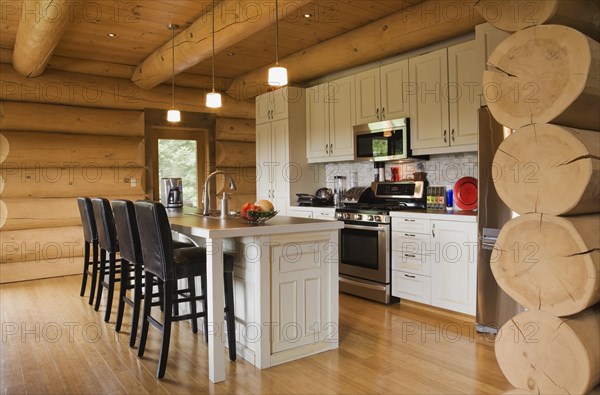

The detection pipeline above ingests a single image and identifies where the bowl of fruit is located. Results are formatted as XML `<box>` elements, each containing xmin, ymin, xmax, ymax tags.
<box><xmin>239</xmin><ymin>200</ymin><xmax>278</xmax><ymax>224</ymax></box>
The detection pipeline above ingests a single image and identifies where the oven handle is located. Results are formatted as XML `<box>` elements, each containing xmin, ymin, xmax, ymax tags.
<box><xmin>344</xmin><ymin>224</ymin><xmax>387</xmax><ymax>232</ymax></box>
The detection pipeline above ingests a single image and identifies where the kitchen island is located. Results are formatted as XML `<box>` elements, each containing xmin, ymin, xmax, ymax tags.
<box><xmin>167</xmin><ymin>208</ymin><xmax>344</xmax><ymax>383</ymax></box>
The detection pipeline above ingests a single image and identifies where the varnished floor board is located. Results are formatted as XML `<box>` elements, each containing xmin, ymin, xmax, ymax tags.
<box><xmin>1</xmin><ymin>275</ymin><xmax>515</xmax><ymax>394</ymax></box>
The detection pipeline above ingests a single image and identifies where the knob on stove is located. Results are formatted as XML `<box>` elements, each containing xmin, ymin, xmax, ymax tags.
<box><xmin>343</xmin><ymin>213</ymin><xmax>350</xmax><ymax>220</ymax></box>
<box><xmin>367</xmin><ymin>215</ymin><xmax>374</xmax><ymax>221</ymax></box>
<box><xmin>356</xmin><ymin>214</ymin><xmax>362</xmax><ymax>220</ymax></box>
<box><xmin>374</xmin><ymin>215</ymin><xmax>382</xmax><ymax>222</ymax></box>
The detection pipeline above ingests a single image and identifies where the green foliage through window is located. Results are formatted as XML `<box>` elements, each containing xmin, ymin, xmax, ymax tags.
<box><xmin>158</xmin><ymin>139</ymin><xmax>198</xmax><ymax>207</ymax></box>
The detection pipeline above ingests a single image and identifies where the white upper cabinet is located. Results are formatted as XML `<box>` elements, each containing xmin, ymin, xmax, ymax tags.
<box><xmin>256</xmin><ymin>88</ymin><xmax>297</xmax><ymax>124</ymax></box>
<box><xmin>306</xmin><ymin>75</ymin><xmax>355</xmax><ymax>163</ymax></box>
<box><xmin>409</xmin><ymin>40</ymin><xmax>483</xmax><ymax>155</ymax></box>
<box><xmin>354</xmin><ymin>59</ymin><xmax>409</xmax><ymax>124</ymax></box>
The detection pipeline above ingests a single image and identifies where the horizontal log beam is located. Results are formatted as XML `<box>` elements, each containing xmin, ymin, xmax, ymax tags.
<box><xmin>0</xmin><ymin>101</ymin><xmax>144</xmax><ymax>136</ymax></box>
<box><xmin>12</xmin><ymin>0</ymin><xmax>74</xmax><ymax>77</ymax></box>
<box><xmin>0</xmin><ymin>225</ymin><xmax>84</xmax><ymax>263</ymax></box>
<box><xmin>0</xmin><ymin>64</ymin><xmax>255</xmax><ymax>119</ymax></box>
<box><xmin>216</xmin><ymin>117</ymin><xmax>256</xmax><ymax>142</ymax></box>
<box><xmin>227</xmin><ymin>0</ymin><xmax>484</xmax><ymax>99</ymax></box>
<box><xmin>0</xmin><ymin>257</ymin><xmax>81</xmax><ymax>283</ymax></box>
<box><xmin>0</xmin><ymin>47</ymin><xmax>233</xmax><ymax>91</ymax></box>
<box><xmin>132</xmin><ymin>0</ymin><xmax>311</xmax><ymax>90</ymax></box>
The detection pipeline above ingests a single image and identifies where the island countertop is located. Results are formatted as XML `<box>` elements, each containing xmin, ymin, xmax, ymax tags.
<box><xmin>167</xmin><ymin>207</ymin><xmax>344</xmax><ymax>239</ymax></box>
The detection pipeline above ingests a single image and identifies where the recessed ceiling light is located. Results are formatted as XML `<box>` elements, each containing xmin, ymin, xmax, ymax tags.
<box><xmin>303</xmin><ymin>13</ymin><xmax>312</xmax><ymax>18</ymax></box>
<box><xmin>107</xmin><ymin>32</ymin><xmax>118</xmax><ymax>38</ymax></box>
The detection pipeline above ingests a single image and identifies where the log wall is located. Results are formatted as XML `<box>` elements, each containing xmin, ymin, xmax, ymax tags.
<box><xmin>0</xmin><ymin>101</ymin><xmax>146</xmax><ymax>283</ymax></box>
<box><xmin>0</xmin><ymin>64</ymin><xmax>257</xmax><ymax>283</ymax></box>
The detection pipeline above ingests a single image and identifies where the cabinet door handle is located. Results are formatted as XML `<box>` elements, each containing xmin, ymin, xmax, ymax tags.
<box><xmin>404</xmin><ymin>254</ymin><xmax>416</xmax><ymax>258</ymax></box>
<box><xmin>376</xmin><ymin>108</ymin><xmax>380</xmax><ymax>120</ymax></box>
<box><xmin>404</xmin><ymin>274</ymin><xmax>416</xmax><ymax>279</ymax></box>
<box><xmin>432</xmin><ymin>223</ymin><xmax>436</xmax><ymax>238</ymax></box>
<box><xmin>325</xmin><ymin>144</ymin><xmax>329</xmax><ymax>154</ymax></box>
<box><xmin>330</xmin><ymin>143</ymin><xmax>333</xmax><ymax>154</ymax></box>
<box><xmin>404</xmin><ymin>218</ymin><xmax>415</xmax><ymax>222</ymax></box>
<box><xmin>404</xmin><ymin>233</ymin><xmax>416</xmax><ymax>237</ymax></box>
<box><xmin>443</xmin><ymin>130</ymin><xmax>447</xmax><ymax>143</ymax></box>
<box><xmin>381</xmin><ymin>107</ymin><xmax>385</xmax><ymax>120</ymax></box>
<box><xmin>451</xmin><ymin>129</ymin><xmax>455</xmax><ymax>142</ymax></box>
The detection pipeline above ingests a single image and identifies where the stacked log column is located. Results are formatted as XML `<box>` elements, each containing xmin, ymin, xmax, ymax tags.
<box><xmin>475</xmin><ymin>1</ymin><xmax>600</xmax><ymax>394</ymax></box>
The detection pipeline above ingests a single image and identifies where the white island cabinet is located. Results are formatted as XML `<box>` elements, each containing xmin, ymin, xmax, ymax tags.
<box><xmin>168</xmin><ymin>208</ymin><xmax>343</xmax><ymax>381</ymax></box>
<box><xmin>390</xmin><ymin>211</ymin><xmax>477</xmax><ymax>315</ymax></box>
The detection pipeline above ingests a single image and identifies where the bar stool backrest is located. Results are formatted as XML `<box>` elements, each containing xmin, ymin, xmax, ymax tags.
<box><xmin>91</xmin><ymin>198</ymin><xmax>118</xmax><ymax>253</ymax></box>
<box><xmin>134</xmin><ymin>201</ymin><xmax>175</xmax><ymax>281</ymax></box>
<box><xmin>112</xmin><ymin>200</ymin><xmax>143</xmax><ymax>266</ymax></box>
<box><xmin>77</xmin><ymin>197</ymin><xmax>97</xmax><ymax>243</ymax></box>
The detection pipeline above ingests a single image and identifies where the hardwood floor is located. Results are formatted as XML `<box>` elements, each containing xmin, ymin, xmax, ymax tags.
<box><xmin>1</xmin><ymin>275</ymin><xmax>514</xmax><ymax>394</ymax></box>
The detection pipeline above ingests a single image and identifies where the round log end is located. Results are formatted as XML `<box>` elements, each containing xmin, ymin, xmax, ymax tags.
<box><xmin>492</xmin><ymin>214</ymin><xmax>600</xmax><ymax>316</ymax></box>
<box><xmin>495</xmin><ymin>309</ymin><xmax>599</xmax><ymax>394</ymax></box>
<box><xmin>0</xmin><ymin>133</ymin><xmax>8</xmax><ymax>163</ymax></box>
<box><xmin>483</xmin><ymin>25</ymin><xmax>597</xmax><ymax>130</ymax></box>
<box><xmin>0</xmin><ymin>199</ymin><xmax>6</xmax><ymax>229</ymax></box>
<box><xmin>492</xmin><ymin>124</ymin><xmax>598</xmax><ymax>215</ymax></box>
<box><xmin>475</xmin><ymin>0</ymin><xmax>558</xmax><ymax>32</ymax></box>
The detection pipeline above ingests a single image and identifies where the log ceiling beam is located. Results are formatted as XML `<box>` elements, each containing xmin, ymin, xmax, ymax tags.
<box><xmin>131</xmin><ymin>0</ymin><xmax>312</xmax><ymax>90</ymax></box>
<box><xmin>0</xmin><ymin>48</ymin><xmax>233</xmax><ymax>91</ymax></box>
<box><xmin>12</xmin><ymin>0</ymin><xmax>74</xmax><ymax>77</ymax></box>
<box><xmin>227</xmin><ymin>0</ymin><xmax>485</xmax><ymax>100</ymax></box>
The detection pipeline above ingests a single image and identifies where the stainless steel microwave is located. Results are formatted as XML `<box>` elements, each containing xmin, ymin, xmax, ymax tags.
<box><xmin>354</xmin><ymin>118</ymin><xmax>411</xmax><ymax>161</ymax></box>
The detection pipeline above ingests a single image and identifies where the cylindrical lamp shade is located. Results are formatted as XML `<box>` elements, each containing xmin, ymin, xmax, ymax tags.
<box><xmin>206</xmin><ymin>92</ymin><xmax>222</xmax><ymax>108</ymax></box>
<box><xmin>167</xmin><ymin>109</ymin><xmax>181</xmax><ymax>122</ymax></box>
<box><xmin>268</xmin><ymin>66</ymin><xmax>288</xmax><ymax>86</ymax></box>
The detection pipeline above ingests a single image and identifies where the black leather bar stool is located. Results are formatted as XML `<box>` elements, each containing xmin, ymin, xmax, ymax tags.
<box><xmin>76</xmin><ymin>197</ymin><xmax>99</xmax><ymax>305</ymax></box>
<box><xmin>112</xmin><ymin>199</ymin><xmax>195</xmax><ymax>347</ymax></box>
<box><xmin>134</xmin><ymin>200</ymin><xmax>236</xmax><ymax>379</ymax></box>
<box><xmin>91</xmin><ymin>197</ymin><xmax>129</xmax><ymax>323</ymax></box>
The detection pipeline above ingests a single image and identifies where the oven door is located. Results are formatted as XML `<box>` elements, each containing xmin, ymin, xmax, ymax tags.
<box><xmin>339</xmin><ymin>221</ymin><xmax>390</xmax><ymax>284</ymax></box>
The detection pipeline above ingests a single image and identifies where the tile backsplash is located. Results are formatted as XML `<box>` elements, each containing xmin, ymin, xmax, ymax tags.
<box><xmin>324</xmin><ymin>152</ymin><xmax>478</xmax><ymax>190</ymax></box>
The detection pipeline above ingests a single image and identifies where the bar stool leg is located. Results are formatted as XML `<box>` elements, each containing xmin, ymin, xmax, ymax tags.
<box><xmin>188</xmin><ymin>276</ymin><xmax>198</xmax><ymax>334</ymax></box>
<box><xmin>224</xmin><ymin>271</ymin><xmax>236</xmax><ymax>361</ymax></box>
<box><xmin>130</xmin><ymin>265</ymin><xmax>143</xmax><ymax>347</ymax></box>
<box><xmin>80</xmin><ymin>242</ymin><xmax>90</xmax><ymax>297</ymax></box>
<box><xmin>157</xmin><ymin>280</ymin><xmax>174</xmax><ymax>379</ymax></box>
<box><xmin>138</xmin><ymin>272</ymin><xmax>154</xmax><ymax>357</ymax></box>
<box><xmin>88</xmin><ymin>241</ymin><xmax>99</xmax><ymax>305</ymax></box>
<box><xmin>104</xmin><ymin>252</ymin><xmax>117</xmax><ymax>323</ymax></box>
<box><xmin>115</xmin><ymin>259</ymin><xmax>130</xmax><ymax>331</ymax></box>
<box><xmin>94</xmin><ymin>249</ymin><xmax>107</xmax><ymax>311</ymax></box>
<box><xmin>201</xmin><ymin>275</ymin><xmax>208</xmax><ymax>342</ymax></box>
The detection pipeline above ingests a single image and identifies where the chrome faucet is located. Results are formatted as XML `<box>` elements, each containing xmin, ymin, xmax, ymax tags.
<box><xmin>202</xmin><ymin>171</ymin><xmax>237</xmax><ymax>216</ymax></box>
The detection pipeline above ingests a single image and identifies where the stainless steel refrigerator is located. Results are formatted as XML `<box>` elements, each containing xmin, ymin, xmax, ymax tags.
<box><xmin>476</xmin><ymin>107</ymin><xmax>525</xmax><ymax>334</ymax></box>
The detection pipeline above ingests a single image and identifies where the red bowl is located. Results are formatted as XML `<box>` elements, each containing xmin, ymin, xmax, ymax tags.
<box><xmin>454</xmin><ymin>177</ymin><xmax>478</xmax><ymax>210</ymax></box>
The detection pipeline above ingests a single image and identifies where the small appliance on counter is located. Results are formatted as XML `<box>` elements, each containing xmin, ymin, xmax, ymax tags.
<box><xmin>296</xmin><ymin>187</ymin><xmax>333</xmax><ymax>207</ymax></box>
<box><xmin>160</xmin><ymin>177</ymin><xmax>183</xmax><ymax>208</ymax></box>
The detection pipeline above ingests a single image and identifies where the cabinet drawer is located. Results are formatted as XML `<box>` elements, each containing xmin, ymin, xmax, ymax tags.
<box><xmin>287</xmin><ymin>209</ymin><xmax>313</xmax><ymax>219</ymax></box>
<box><xmin>392</xmin><ymin>250</ymin><xmax>431</xmax><ymax>276</ymax></box>
<box><xmin>392</xmin><ymin>217</ymin><xmax>430</xmax><ymax>234</ymax></box>
<box><xmin>392</xmin><ymin>270</ymin><xmax>431</xmax><ymax>304</ymax></box>
<box><xmin>391</xmin><ymin>232</ymin><xmax>430</xmax><ymax>254</ymax></box>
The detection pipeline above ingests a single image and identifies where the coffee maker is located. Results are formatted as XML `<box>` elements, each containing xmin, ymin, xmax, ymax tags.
<box><xmin>160</xmin><ymin>177</ymin><xmax>183</xmax><ymax>208</ymax></box>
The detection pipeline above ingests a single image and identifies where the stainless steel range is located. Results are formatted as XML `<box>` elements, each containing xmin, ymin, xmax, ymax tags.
<box><xmin>336</xmin><ymin>181</ymin><xmax>427</xmax><ymax>304</ymax></box>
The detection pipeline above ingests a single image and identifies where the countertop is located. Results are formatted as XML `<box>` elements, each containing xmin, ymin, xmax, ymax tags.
<box><xmin>167</xmin><ymin>207</ymin><xmax>344</xmax><ymax>239</ymax></box>
<box><xmin>389</xmin><ymin>209</ymin><xmax>477</xmax><ymax>222</ymax></box>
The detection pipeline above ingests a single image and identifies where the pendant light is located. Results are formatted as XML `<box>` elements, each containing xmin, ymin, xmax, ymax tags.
<box><xmin>206</xmin><ymin>0</ymin><xmax>222</xmax><ymax>108</ymax></box>
<box><xmin>268</xmin><ymin>0</ymin><xmax>287</xmax><ymax>86</ymax></box>
<box><xmin>167</xmin><ymin>23</ymin><xmax>181</xmax><ymax>122</ymax></box>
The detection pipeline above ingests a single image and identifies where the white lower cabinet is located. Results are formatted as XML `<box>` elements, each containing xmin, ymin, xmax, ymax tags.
<box><xmin>392</xmin><ymin>271</ymin><xmax>431</xmax><ymax>305</ymax></box>
<box><xmin>270</xmin><ymin>233</ymin><xmax>333</xmax><ymax>354</ymax></box>
<box><xmin>392</xmin><ymin>215</ymin><xmax>477</xmax><ymax>315</ymax></box>
<box><xmin>287</xmin><ymin>207</ymin><xmax>335</xmax><ymax>221</ymax></box>
<box><xmin>430</xmin><ymin>220</ymin><xmax>477</xmax><ymax>315</ymax></box>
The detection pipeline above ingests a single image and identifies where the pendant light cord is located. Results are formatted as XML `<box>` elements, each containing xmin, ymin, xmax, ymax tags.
<box><xmin>275</xmin><ymin>0</ymin><xmax>279</xmax><ymax>66</ymax></box>
<box><xmin>212</xmin><ymin>0</ymin><xmax>216</xmax><ymax>92</ymax></box>
<box><xmin>171</xmin><ymin>25</ymin><xmax>176</xmax><ymax>109</ymax></box>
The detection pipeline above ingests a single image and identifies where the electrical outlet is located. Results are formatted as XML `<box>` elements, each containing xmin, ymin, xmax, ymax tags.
<box><xmin>130</xmin><ymin>178</ymin><xmax>138</xmax><ymax>187</ymax></box>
